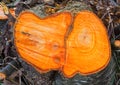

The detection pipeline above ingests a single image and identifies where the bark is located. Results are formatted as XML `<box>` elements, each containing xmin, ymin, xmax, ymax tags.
<box><xmin>0</xmin><ymin>60</ymin><xmax>21</xmax><ymax>80</ymax></box>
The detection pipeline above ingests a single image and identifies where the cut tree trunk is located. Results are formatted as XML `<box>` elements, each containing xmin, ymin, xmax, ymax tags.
<box><xmin>13</xmin><ymin>0</ymin><xmax>116</xmax><ymax>85</ymax></box>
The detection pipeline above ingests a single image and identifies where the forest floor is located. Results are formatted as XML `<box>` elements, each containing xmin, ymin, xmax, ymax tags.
<box><xmin>0</xmin><ymin>0</ymin><xmax>120</xmax><ymax>85</ymax></box>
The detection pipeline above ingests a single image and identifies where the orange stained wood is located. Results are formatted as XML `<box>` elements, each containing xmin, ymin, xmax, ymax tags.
<box><xmin>63</xmin><ymin>10</ymin><xmax>111</xmax><ymax>77</ymax></box>
<box><xmin>9</xmin><ymin>8</ymin><xmax>15</xmax><ymax>17</ymax></box>
<box><xmin>114</xmin><ymin>40</ymin><xmax>120</xmax><ymax>48</ymax></box>
<box><xmin>14</xmin><ymin>10</ymin><xmax>111</xmax><ymax>78</ymax></box>
<box><xmin>14</xmin><ymin>11</ymin><xmax>72</xmax><ymax>72</ymax></box>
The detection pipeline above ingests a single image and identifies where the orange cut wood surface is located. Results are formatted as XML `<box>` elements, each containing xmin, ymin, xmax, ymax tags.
<box><xmin>14</xmin><ymin>11</ymin><xmax>72</xmax><ymax>72</ymax></box>
<box><xmin>14</xmin><ymin>10</ymin><xmax>111</xmax><ymax>78</ymax></box>
<box><xmin>114</xmin><ymin>40</ymin><xmax>120</xmax><ymax>48</ymax></box>
<box><xmin>63</xmin><ymin>10</ymin><xmax>111</xmax><ymax>77</ymax></box>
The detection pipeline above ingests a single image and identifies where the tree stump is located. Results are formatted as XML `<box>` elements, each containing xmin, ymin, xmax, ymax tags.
<box><xmin>14</xmin><ymin>0</ymin><xmax>116</xmax><ymax>85</ymax></box>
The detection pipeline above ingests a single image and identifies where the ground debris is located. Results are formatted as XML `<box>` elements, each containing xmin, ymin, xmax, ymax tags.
<box><xmin>0</xmin><ymin>0</ymin><xmax>119</xmax><ymax>85</ymax></box>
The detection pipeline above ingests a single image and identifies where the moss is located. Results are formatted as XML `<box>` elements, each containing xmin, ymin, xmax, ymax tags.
<box><xmin>58</xmin><ymin>1</ymin><xmax>92</xmax><ymax>15</ymax></box>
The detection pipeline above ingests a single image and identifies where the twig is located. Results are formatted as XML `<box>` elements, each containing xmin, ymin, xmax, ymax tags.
<box><xmin>0</xmin><ymin>60</ymin><xmax>21</xmax><ymax>80</ymax></box>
